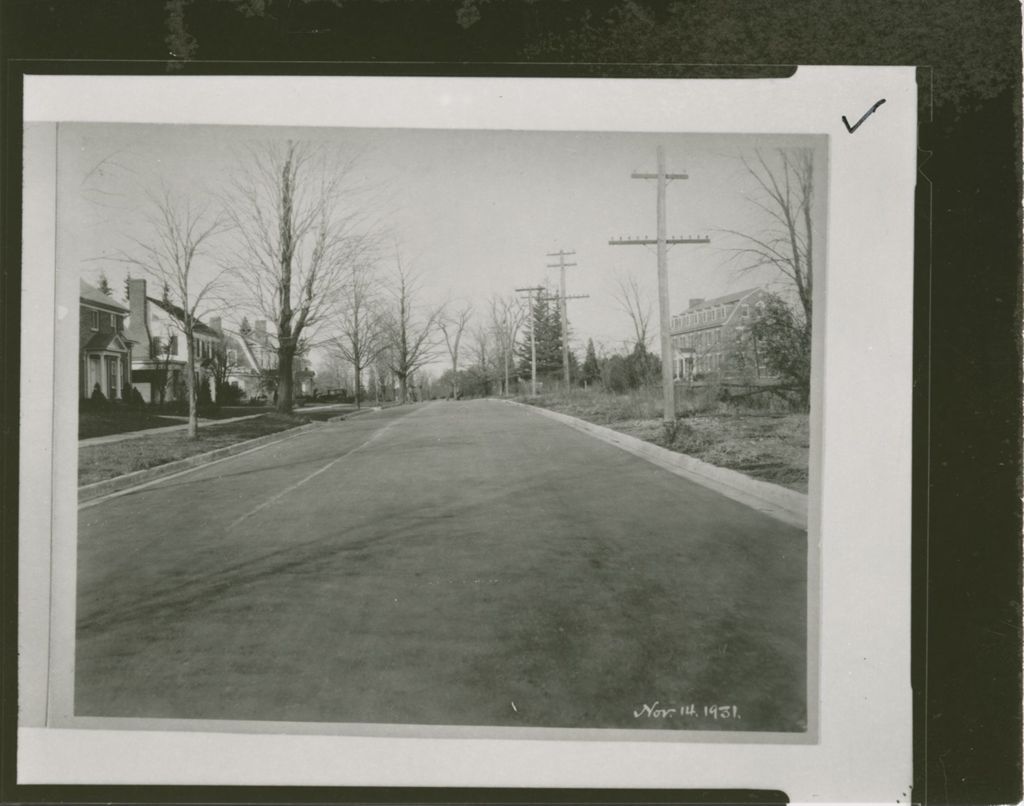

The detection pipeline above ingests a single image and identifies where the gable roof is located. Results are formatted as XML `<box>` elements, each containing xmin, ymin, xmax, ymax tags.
<box><xmin>83</xmin><ymin>331</ymin><xmax>132</xmax><ymax>352</ymax></box>
<box><xmin>222</xmin><ymin>331</ymin><xmax>260</xmax><ymax>372</ymax></box>
<box><xmin>677</xmin><ymin>287</ymin><xmax>762</xmax><ymax>315</ymax></box>
<box><xmin>148</xmin><ymin>297</ymin><xmax>220</xmax><ymax>336</ymax></box>
<box><xmin>80</xmin><ymin>280</ymin><xmax>129</xmax><ymax>313</ymax></box>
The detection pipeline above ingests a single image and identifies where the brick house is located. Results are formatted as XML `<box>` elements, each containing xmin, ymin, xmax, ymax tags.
<box><xmin>123</xmin><ymin>278</ymin><xmax>221</xmax><ymax>403</ymax></box>
<box><xmin>80</xmin><ymin>280</ymin><xmax>134</xmax><ymax>400</ymax></box>
<box><xmin>670</xmin><ymin>287</ymin><xmax>774</xmax><ymax>381</ymax></box>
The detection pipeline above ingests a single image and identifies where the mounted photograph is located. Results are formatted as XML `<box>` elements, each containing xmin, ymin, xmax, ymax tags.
<box><xmin>56</xmin><ymin>122</ymin><xmax>823</xmax><ymax>738</ymax></box>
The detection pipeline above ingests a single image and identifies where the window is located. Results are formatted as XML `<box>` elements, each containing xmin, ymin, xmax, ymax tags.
<box><xmin>742</xmin><ymin>304</ymin><xmax>750</xmax><ymax>318</ymax></box>
<box><xmin>109</xmin><ymin>312</ymin><xmax>116</xmax><ymax>329</ymax></box>
<box><xmin>89</xmin><ymin>310</ymin><xmax>98</xmax><ymax>330</ymax></box>
<box><xmin>168</xmin><ymin>335</ymin><xmax>178</xmax><ymax>355</ymax></box>
<box><xmin>228</xmin><ymin>349</ymin><xmax>237</xmax><ymax>364</ymax></box>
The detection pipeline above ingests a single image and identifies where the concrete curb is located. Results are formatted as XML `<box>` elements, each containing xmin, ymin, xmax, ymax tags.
<box><xmin>328</xmin><ymin>406</ymin><xmax>382</xmax><ymax>422</ymax></box>
<box><xmin>78</xmin><ymin>422</ymin><xmax>323</xmax><ymax>504</ymax></box>
<box><xmin>504</xmin><ymin>399</ymin><xmax>807</xmax><ymax>529</ymax></box>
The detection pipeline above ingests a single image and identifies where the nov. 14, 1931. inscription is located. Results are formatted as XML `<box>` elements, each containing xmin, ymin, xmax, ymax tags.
<box><xmin>633</xmin><ymin>701</ymin><xmax>741</xmax><ymax>720</ymax></box>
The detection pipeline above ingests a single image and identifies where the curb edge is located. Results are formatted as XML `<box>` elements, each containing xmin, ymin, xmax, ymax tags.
<box><xmin>78</xmin><ymin>422</ymin><xmax>323</xmax><ymax>504</ymax></box>
<box><xmin>504</xmin><ymin>399</ymin><xmax>808</xmax><ymax>529</ymax></box>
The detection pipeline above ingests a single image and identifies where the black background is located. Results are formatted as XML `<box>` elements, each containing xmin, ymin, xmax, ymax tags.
<box><xmin>1</xmin><ymin>1</ymin><xmax>1021</xmax><ymax>804</ymax></box>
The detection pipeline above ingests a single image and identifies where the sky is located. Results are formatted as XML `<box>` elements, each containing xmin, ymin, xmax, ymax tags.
<box><xmin>58</xmin><ymin>123</ymin><xmax>826</xmax><ymax>373</ymax></box>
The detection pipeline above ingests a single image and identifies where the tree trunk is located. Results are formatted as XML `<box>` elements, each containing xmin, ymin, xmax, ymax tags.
<box><xmin>353</xmin><ymin>352</ymin><xmax>362</xmax><ymax>409</ymax></box>
<box><xmin>398</xmin><ymin>374</ymin><xmax>408</xmax><ymax>404</ymax></box>
<box><xmin>278</xmin><ymin>346</ymin><xmax>295</xmax><ymax>413</ymax></box>
<box><xmin>185</xmin><ymin>336</ymin><xmax>198</xmax><ymax>439</ymax></box>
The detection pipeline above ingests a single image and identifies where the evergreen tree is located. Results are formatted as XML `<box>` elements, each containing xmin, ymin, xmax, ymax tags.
<box><xmin>581</xmin><ymin>338</ymin><xmax>601</xmax><ymax>386</ymax></box>
<box><xmin>98</xmin><ymin>271</ymin><xmax>112</xmax><ymax>296</ymax></box>
<box><xmin>516</xmin><ymin>292</ymin><xmax>563</xmax><ymax>377</ymax></box>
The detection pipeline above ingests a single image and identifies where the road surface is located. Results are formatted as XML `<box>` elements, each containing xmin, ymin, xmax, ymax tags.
<box><xmin>76</xmin><ymin>399</ymin><xmax>808</xmax><ymax>732</ymax></box>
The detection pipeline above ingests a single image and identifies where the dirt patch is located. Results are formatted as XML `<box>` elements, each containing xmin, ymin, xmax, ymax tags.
<box><xmin>522</xmin><ymin>392</ymin><xmax>809</xmax><ymax>492</ymax></box>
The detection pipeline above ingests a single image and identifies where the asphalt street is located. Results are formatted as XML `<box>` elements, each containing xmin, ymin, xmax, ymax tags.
<box><xmin>76</xmin><ymin>399</ymin><xmax>808</xmax><ymax>732</ymax></box>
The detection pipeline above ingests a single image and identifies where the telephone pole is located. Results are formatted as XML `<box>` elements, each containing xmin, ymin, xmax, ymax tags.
<box><xmin>515</xmin><ymin>286</ymin><xmax>544</xmax><ymax>397</ymax></box>
<box><xmin>545</xmin><ymin>250</ymin><xmax>589</xmax><ymax>389</ymax></box>
<box><xmin>609</xmin><ymin>145</ymin><xmax>709</xmax><ymax>425</ymax></box>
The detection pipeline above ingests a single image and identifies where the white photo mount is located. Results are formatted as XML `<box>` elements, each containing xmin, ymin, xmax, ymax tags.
<box><xmin>19</xmin><ymin>68</ymin><xmax>915</xmax><ymax>801</ymax></box>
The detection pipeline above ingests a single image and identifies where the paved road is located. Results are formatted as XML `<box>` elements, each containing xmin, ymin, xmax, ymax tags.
<box><xmin>76</xmin><ymin>399</ymin><xmax>808</xmax><ymax>732</ymax></box>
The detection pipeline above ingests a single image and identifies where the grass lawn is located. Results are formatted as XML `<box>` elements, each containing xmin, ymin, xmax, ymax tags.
<box><xmin>79</xmin><ymin>413</ymin><xmax>311</xmax><ymax>486</ymax></box>
<box><xmin>79</xmin><ymin>408</ymin><xmax>188</xmax><ymax>439</ymax></box>
<box><xmin>522</xmin><ymin>388</ymin><xmax>809</xmax><ymax>492</ymax></box>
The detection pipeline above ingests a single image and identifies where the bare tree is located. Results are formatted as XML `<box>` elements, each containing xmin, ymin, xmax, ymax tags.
<box><xmin>330</xmin><ymin>260</ymin><xmax>385</xmax><ymax>408</ymax></box>
<box><xmin>471</xmin><ymin>322</ymin><xmax>491</xmax><ymax>373</ymax></box>
<box><xmin>724</xmin><ymin>148</ymin><xmax>814</xmax><ymax>320</ymax></box>
<box><xmin>224</xmin><ymin>140</ymin><xmax>376</xmax><ymax>413</ymax></box>
<box><xmin>112</xmin><ymin>187</ymin><xmax>228</xmax><ymax>438</ymax></box>
<box><xmin>381</xmin><ymin>255</ymin><xmax>443</xmax><ymax>404</ymax></box>
<box><xmin>722</xmin><ymin>147</ymin><xmax>816</xmax><ymax>405</ymax></box>
<box><xmin>610</xmin><ymin>272</ymin><xmax>654</xmax><ymax>351</ymax></box>
<box><xmin>438</xmin><ymin>304</ymin><xmax>473</xmax><ymax>399</ymax></box>
<box><xmin>489</xmin><ymin>294</ymin><xmax>526</xmax><ymax>396</ymax></box>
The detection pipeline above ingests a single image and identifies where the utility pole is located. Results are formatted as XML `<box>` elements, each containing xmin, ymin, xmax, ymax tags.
<box><xmin>545</xmin><ymin>249</ymin><xmax>589</xmax><ymax>389</ymax></box>
<box><xmin>515</xmin><ymin>286</ymin><xmax>544</xmax><ymax>397</ymax></box>
<box><xmin>609</xmin><ymin>145</ymin><xmax>709</xmax><ymax>426</ymax></box>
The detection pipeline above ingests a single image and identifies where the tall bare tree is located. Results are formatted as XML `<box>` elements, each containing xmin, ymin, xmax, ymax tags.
<box><xmin>489</xmin><ymin>294</ymin><xmax>525</xmax><ymax>396</ymax></box>
<box><xmin>725</xmin><ymin>148</ymin><xmax>814</xmax><ymax>320</ymax></box>
<box><xmin>610</xmin><ymin>272</ymin><xmax>654</xmax><ymax>351</ymax></box>
<box><xmin>330</xmin><ymin>260</ymin><xmax>385</xmax><ymax>408</ymax></box>
<box><xmin>224</xmin><ymin>140</ymin><xmax>375</xmax><ymax>413</ymax></box>
<box><xmin>471</xmin><ymin>322</ymin><xmax>491</xmax><ymax>373</ymax></box>
<box><xmin>723</xmin><ymin>147</ymin><xmax>816</xmax><ymax>406</ymax></box>
<box><xmin>112</xmin><ymin>187</ymin><xmax>228</xmax><ymax>438</ymax></box>
<box><xmin>438</xmin><ymin>304</ymin><xmax>472</xmax><ymax>399</ymax></box>
<box><xmin>381</xmin><ymin>255</ymin><xmax>443</xmax><ymax>404</ymax></box>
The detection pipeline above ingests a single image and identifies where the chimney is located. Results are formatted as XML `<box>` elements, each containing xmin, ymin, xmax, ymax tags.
<box><xmin>208</xmin><ymin>316</ymin><xmax>222</xmax><ymax>333</ymax></box>
<box><xmin>688</xmin><ymin>298</ymin><xmax>705</xmax><ymax>309</ymax></box>
<box><xmin>124</xmin><ymin>278</ymin><xmax>151</xmax><ymax>352</ymax></box>
<box><xmin>254</xmin><ymin>320</ymin><xmax>267</xmax><ymax>344</ymax></box>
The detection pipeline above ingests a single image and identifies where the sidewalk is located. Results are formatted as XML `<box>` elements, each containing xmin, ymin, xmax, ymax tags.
<box><xmin>80</xmin><ymin>414</ymin><xmax>264</xmax><ymax>447</ymax></box>
<box><xmin>79</xmin><ymin>403</ymin><xmax>366</xmax><ymax>447</ymax></box>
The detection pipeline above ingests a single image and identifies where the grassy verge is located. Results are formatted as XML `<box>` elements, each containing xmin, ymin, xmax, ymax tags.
<box><xmin>79</xmin><ymin>413</ymin><xmax>311</xmax><ymax>487</ymax></box>
<box><xmin>520</xmin><ymin>388</ymin><xmax>809</xmax><ymax>492</ymax></box>
<box><xmin>79</xmin><ymin>408</ymin><xmax>188</xmax><ymax>439</ymax></box>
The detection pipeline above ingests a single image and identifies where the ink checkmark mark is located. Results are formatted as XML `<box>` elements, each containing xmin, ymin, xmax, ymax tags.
<box><xmin>842</xmin><ymin>99</ymin><xmax>887</xmax><ymax>133</ymax></box>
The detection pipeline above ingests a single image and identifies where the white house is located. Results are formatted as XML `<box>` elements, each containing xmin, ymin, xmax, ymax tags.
<box><xmin>123</xmin><ymin>278</ymin><xmax>221</xmax><ymax>403</ymax></box>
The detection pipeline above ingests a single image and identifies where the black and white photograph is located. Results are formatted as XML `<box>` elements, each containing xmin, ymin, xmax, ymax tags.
<box><xmin>62</xmin><ymin>122</ymin><xmax>822</xmax><ymax>735</ymax></box>
<box><xmin>18</xmin><ymin>70</ymin><xmax>920</xmax><ymax>798</ymax></box>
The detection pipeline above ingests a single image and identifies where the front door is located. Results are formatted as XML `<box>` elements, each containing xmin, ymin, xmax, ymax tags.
<box><xmin>107</xmin><ymin>356</ymin><xmax>119</xmax><ymax>399</ymax></box>
<box><xmin>88</xmin><ymin>355</ymin><xmax>101</xmax><ymax>396</ymax></box>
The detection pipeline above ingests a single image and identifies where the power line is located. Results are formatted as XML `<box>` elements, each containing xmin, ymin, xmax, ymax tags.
<box><xmin>609</xmin><ymin>145</ymin><xmax>710</xmax><ymax>425</ymax></box>
<box><xmin>544</xmin><ymin>249</ymin><xmax>589</xmax><ymax>388</ymax></box>
<box><xmin>515</xmin><ymin>286</ymin><xmax>544</xmax><ymax>397</ymax></box>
